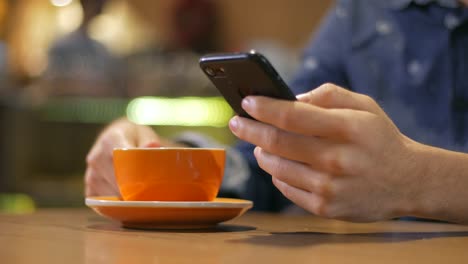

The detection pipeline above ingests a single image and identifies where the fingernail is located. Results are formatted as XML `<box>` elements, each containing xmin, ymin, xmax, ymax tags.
<box><xmin>296</xmin><ymin>93</ymin><xmax>310</xmax><ymax>102</ymax></box>
<box><xmin>253</xmin><ymin>146</ymin><xmax>261</xmax><ymax>157</ymax></box>
<box><xmin>272</xmin><ymin>177</ymin><xmax>280</xmax><ymax>185</ymax></box>
<box><xmin>296</xmin><ymin>93</ymin><xmax>307</xmax><ymax>99</ymax></box>
<box><xmin>229</xmin><ymin>116</ymin><xmax>239</xmax><ymax>132</ymax></box>
<box><xmin>144</xmin><ymin>141</ymin><xmax>160</xmax><ymax>148</ymax></box>
<box><xmin>242</xmin><ymin>97</ymin><xmax>252</xmax><ymax>110</ymax></box>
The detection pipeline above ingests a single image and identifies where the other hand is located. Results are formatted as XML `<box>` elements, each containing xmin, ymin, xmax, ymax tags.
<box><xmin>84</xmin><ymin>119</ymin><xmax>161</xmax><ymax>197</ymax></box>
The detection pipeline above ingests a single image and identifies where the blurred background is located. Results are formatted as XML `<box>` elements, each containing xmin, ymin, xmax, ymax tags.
<box><xmin>0</xmin><ymin>0</ymin><xmax>332</xmax><ymax>212</ymax></box>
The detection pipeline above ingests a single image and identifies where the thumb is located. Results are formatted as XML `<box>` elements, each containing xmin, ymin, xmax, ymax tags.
<box><xmin>297</xmin><ymin>83</ymin><xmax>381</xmax><ymax>114</ymax></box>
<box><xmin>143</xmin><ymin>141</ymin><xmax>161</xmax><ymax>148</ymax></box>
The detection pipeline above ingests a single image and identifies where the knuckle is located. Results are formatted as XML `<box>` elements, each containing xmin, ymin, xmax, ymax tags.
<box><xmin>277</xmin><ymin>105</ymin><xmax>295</xmax><ymax>128</ymax></box>
<box><xmin>340</xmin><ymin>114</ymin><xmax>360</xmax><ymax>140</ymax></box>
<box><xmin>322</xmin><ymin>148</ymin><xmax>351</xmax><ymax>175</ymax></box>
<box><xmin>86</xmin><ymin>153</ymin><xmax>96</xmax><ymax>166</ymax></box>
<box><xmin>313</xmin><ymin>198</ymin><xmax>339</xmax><ymax>219</ymax></box>
<box><xmin>313</xmin><ymin>198</ymin><xmax>329</xmax><ymax>217</ymax></box>
<box><xmin>360</xmin><ymin>94</ymin><xmax>374</xmax><ymax>105</ymax></box>
<box><xmin>270</xmin><ymin>159</ymin><xmax>288</xmax><ymax>179</ymax></box>
<box><xmin>357</xmin><ymin>94</ymin><xmax>382</xmax><ymax>114</ymax></box>
<box><xmin>280</xmin><ymin>182</ymin><xmax>293</xmax><ymax>199</ymax></box>
<box><xmin>314</xmin><ymin>180</ymin><xmax>332</xmax><ymax>197</ymax></box>
<box><xmin>321</xmin><ymin>147</ymin><xmax>358</xmax><ymax>176</ymax></box>
<box><xmin>100</xmin><ymin>135</ymin><xmax>116</xmax><ymax>149</ymax></box>
<box><xmin>320</xmin><ymin>83</ymin><xmax>339</xmax><ymax>101</ymax></box>
<box><xmin>273</xmin><ymin>178</ymin><xmax>292</xmax><ymax>198</ymax></box>
<box><xmin>86</xmin><ymin>146</ymin><xmax>102</xmax><ymax>167</ymax></box>
<box><xmin>324</xmin><ymin>82</ymin><xmax>340</xmax><ymax>92</ymax></box>
<box><xmin>84</xmin><ymin>170</ymin><xmax>99</xmax><ymax>187</ymax></box>
<box><xmin>310</xmin><ymin>182</ymin><xmax>336</xmax><ymax>218</ymax></box>
<box><xmin>265</xmin><ymin>127</ymin><xmax>283</xmax><ymax>151</ymax></box>
<box><xmin>361</xmin><ymin>94</ymin><xmax>379</xmax><ymax>109</ymax></box>
<box><xmin>319</xmin><ymin>82</ymin><xmax>338</xmax><ymax>91</ymax></box>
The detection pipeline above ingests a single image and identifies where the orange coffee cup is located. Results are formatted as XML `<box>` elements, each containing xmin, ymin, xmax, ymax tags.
<box><xmin>113</xmin><ymin>148</ymin><xmax>226</xmax><ymax>201</ymax></box>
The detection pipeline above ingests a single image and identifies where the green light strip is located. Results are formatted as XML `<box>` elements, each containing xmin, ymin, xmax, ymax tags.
<box><xmin>0</xmin><ymin>193</ymin><xmax>35</xmax><ymax>214</ymax></box>
<box><xmin>127</xmin><ymin>97</ymin><xmax>234</xmax><ymax>127</ymax></box>
<box><xmin>39</xmin><ymin>97</ymin><xmax>234</xmax><ymax>127</ymax></box>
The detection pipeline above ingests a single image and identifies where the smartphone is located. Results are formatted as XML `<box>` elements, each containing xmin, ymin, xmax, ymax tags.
<box><xmin>199</xmin><ymin>51</ymin><xmax>296</xmax><ymax>119</ymax></box>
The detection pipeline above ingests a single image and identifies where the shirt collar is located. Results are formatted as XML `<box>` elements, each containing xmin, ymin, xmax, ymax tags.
<box><xmin>388</xmin><ymin>0</ymin><xmax>461</xmax><ymax>9</ymax></box>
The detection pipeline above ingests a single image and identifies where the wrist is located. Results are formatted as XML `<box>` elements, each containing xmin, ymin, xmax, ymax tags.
<box><xmin>397</xmin><ymin>140</ymin><xmax>460</xmax><ymax>221</ymax></box>
<box><xmin>390</xmin><ymin>137</ymin><xmax>431</xmax><ymax>218</ymax></box>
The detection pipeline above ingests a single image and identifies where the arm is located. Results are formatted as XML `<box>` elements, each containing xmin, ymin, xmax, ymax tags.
<box><xmin>230</xmin><ymin>83</ymin><xmax>468</xmax><ymax>224</ymax></box>
<box><xmin>407</xmin><ymin>145</ymin><xmax>468</xmax><ymax>223</ymax></box>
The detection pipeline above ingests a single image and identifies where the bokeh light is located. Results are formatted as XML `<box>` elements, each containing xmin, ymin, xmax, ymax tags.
<box><xmin>127</xmin><ymin>97</ymin><xmax>234</xmax><ymax>127</ymax></box>
<box><xmin>55</xmin><ymin>0</ymin><xmax>83</xmax><ymax>34</ymax></box>
<box><xmin>50</xmin><ymin>0</ymin><xmax>73</xmax><ymax>8</ymax></box>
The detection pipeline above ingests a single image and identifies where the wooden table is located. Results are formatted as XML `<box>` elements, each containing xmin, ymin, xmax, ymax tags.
<box><xmin>2</xmin><ymin>209</ymin><xmax>468</xmax><ymax>263</ymax></box>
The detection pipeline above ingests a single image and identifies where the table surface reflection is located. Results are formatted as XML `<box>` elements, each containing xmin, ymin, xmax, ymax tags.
<box><xmin>2</xmin><ymin>209</ymin><xmax>468</xmax><ymax>263</ymax></box>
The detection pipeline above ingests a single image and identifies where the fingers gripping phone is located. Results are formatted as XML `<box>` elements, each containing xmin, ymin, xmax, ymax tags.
<box><xmin>199</xmin><ymin>51</ymin><xmax>296</xmax><ymax>119</ymax></box>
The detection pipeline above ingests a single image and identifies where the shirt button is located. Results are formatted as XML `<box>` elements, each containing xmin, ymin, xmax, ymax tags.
<box><xmin>408</xmin><ymin>60</ymin><xmax>422</xmax><ymax>76</ymax></box>
<box><xmin>304</xmin><ymin>57</ymin><xmax>318</xmax><ymax>71</ymax></box>
<box><xmin>444</xmin><ymin>13</ymin><xmax>460</xmax><ymax>30</ymax></box>
<box><xmin>335</xmin><ymin>6</ymin><xmax>348</xmax><ymax>19</ymax></box>
<box><xmin>376</xmin><ymin>20</ymin><xmax>392</xmax><ymax>35</ymax></box>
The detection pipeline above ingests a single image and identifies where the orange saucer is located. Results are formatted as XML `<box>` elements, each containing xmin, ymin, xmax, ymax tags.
<box><xmin>85</xmin><ymin>196</ymin><xmax>253</xmax><ymax>229</ymax></box>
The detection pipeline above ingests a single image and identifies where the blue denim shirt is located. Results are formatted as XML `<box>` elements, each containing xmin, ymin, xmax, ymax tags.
<box><xmin>240</xmin><ymin>0</ymin><xmax>468</xmax><ymax>211</ymax></box>
<box><xmin>293</xmin><ymin>0</ymin><xmax>468</xmax><ymax>149</ymax></box>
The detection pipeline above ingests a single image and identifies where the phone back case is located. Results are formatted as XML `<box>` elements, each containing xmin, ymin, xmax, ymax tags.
<box><xmin>200</xmin><ymin>52</ymin><xmax>296</xmax><ymax>118</ymax></box>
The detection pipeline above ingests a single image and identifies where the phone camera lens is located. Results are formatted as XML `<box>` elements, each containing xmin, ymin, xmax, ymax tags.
<box><xmin>205</xmin><ymin>67</ymin><xmax>216</xmax><ymax>76</ymax></box>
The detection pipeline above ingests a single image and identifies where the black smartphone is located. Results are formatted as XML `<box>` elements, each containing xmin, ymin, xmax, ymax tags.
<box><xmin>199</xmin><ymin>51</ymin><xmax>296</xmax><ymax>119</ymax></box>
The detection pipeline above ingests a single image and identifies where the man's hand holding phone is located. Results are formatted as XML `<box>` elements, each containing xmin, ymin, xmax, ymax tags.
<box><xmin>228</xmin><ymin>83</ymin><xmax>423</xmax><ymax>222</ymax></box>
